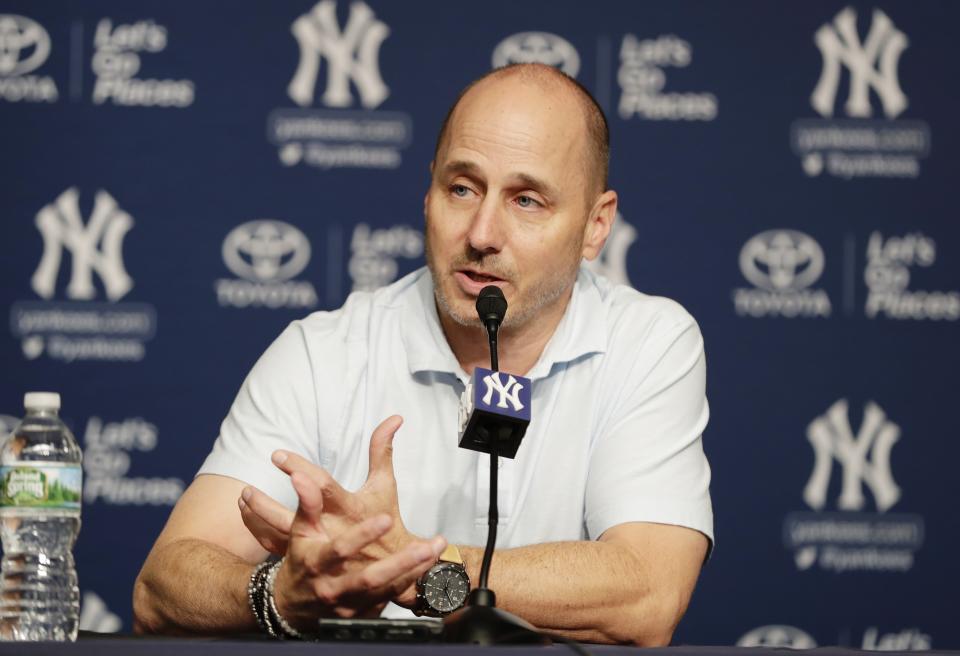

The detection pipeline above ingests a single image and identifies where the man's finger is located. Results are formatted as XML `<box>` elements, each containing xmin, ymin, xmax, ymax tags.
<box><xmin>374</xmin><ymin>535</ymin><xmax>447</xmax><ymax>606</ymax></box>
<box><xmin>272</xmin><ymin>450</ymin><xmax>352</xmax><ymax>511</ymax></box>
<box><xmin>326</xmin><ymin>514</ymin><xmax>393</xmax><ymax>563</ymax></box>
<box><xmin>366</xmin><ymin>415</ymin><xmax>403</xmax><ymax>482</ymax></box>
<box><xmin>241</xmin><ymin>486</ymin><xmax>295</xmax><ymax>535</ymax></box>
<box><xmin>290</xmin><ymin>516</ymin><xmax>393</xmax><ymax>586</ymax></box>
<box><xmin>238</xmin><ymin>495</ymin><xmax>290</xmax><ymax>555</ymax></box>
<box><xmin>290</xmin><ymin>470</ymin><xmax>328</xmax><ymax>538</ymax></box>
<box><xmin>345</xmin><ymin>537</ymin><xmax>441</xmax><ymax>592</ymax></box>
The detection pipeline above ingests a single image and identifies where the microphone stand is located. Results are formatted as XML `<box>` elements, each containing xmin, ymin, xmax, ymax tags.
<box><xmin>442</xmin><ymin>311</ymin><xmax>547</xmax><ymax>646</ymax></box>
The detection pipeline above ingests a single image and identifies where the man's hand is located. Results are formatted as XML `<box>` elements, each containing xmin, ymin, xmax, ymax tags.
<box><xmin>273</xmin><ymin>467</ymin><xmax>444</xmax><ymax>628</ymax></box>
<box><xmin>240</xmin><ymin>415</ymin><xmax>438</xmax><ymax>610</ymax></box>
<box><xmin>238</xmin><ymin>486</ymin><xmax>293</xmax><ymax>555</ymax></box>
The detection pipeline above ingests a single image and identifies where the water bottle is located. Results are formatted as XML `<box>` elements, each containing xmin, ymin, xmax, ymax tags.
<box><xmin>0</xmin><ymin>392</ymin><xmax>82</xmax><ymax>641</ymax></box>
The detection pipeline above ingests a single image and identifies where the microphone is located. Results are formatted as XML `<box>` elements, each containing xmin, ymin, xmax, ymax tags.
<box><xmin>476</xmin><ymin>286</ymin><xmax>507</xmax><ymax>360</ymax></box>
<box><xmin>476</xmin><ymin>284</ymin><xmax>507</xmax><ymax>323</ymax></box>
<box><xmin>456</xmin><ymin>286</ymin><xmax>531</xmax><ymax>459</ymax></box>
<box><xmin>444</xmin><ymin>286</ymin><xmax>544</xmax><ymax>646</ymax></box>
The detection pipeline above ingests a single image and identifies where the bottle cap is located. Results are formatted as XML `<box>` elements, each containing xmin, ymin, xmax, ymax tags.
<box><xmin>24</xmin><ymin>392</ymin><xmax>61</xmax><ymax>411</ymax></box>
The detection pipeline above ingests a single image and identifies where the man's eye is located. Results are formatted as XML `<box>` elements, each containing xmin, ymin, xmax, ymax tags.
<box><xmin>451</xmin><ymin>184</ymin><xmax>471</xmax><ymax>197</ymax></box>
<box><xmin>516</xmin><ymin>195</ymin><xmax>540</xmax><ymax>209</ymax></box>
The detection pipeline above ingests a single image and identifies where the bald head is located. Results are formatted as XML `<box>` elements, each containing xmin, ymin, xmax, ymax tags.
<box><xmin>433</xmin><ymin>64</ymin><xmax>610</xmax><ymax>197</ymax></box>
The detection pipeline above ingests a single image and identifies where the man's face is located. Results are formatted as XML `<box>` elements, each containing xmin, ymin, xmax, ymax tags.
<box><xmin>425</xmin><ymin>76</ymin><xmax>597</xmax><ymax>329</ymax></box>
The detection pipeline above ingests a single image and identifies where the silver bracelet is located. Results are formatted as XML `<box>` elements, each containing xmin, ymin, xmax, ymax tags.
<box><xmin>266</xmin><ymin>557</ymin><xmax>304</xmax><ymax>640</ymax></box>
<box><xmin>247</xmin><ymin>560</ymin><xmax>273</xmax><ymax>636</ymax></box>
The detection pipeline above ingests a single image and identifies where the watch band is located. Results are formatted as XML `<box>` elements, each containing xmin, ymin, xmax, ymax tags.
<box><xmin>438</xmin><ymin>544</ymin><xmax>463</xmax><ymax>566</ymax></box>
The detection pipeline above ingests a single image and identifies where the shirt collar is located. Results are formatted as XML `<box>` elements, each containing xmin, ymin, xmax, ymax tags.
<box><xmin>399</xmin><ymin>266</ymin><xmax>608</xmax><ymax>380</ymax></box>
<box><xmin>399</xmin><ymin>269</ymin><xmax>464</xmax><ymax>376</ymax></box>
<box><xmin>525</xmin><ymin>267</ymin><xmax>608</xmax><ymax>380</ymax></box>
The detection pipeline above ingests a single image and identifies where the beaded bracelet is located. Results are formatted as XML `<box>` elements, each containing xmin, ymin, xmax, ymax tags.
<box><xmin>247</xmin><ymin>560</ymin><xmax>274</xmax><ymax>636</ymax></box>
<box><xmin>266</xmin><ymin>558</ymin><xmax>304</xmax><ymax>640</ymax></box>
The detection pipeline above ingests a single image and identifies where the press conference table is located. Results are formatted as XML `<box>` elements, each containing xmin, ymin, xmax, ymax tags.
<box><xmin>0</xmin><ymin>637</ymin><xmax>955</xmax><ymax>656</ymax></box>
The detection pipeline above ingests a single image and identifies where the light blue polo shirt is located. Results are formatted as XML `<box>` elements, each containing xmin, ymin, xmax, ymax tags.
<box><xmin>200</xmin><ymin>265</ymin><xmax>713</xmax><ymax>557</ymax></box>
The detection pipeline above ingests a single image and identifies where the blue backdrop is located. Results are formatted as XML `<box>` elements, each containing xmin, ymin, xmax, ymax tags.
<box><xmin>1</xmin><ymin>0</ymin><xmax>957</xmax><ymax>648</ymax></box>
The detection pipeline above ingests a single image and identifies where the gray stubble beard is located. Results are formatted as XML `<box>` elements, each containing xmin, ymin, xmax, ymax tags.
<box><xmin>427</xmin><ymin>248</ymin><xmax>580</xmax><ymax>331</ymax></box>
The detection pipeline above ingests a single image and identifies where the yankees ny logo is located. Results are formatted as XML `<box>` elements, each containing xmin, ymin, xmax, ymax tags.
<box><xmin>31</xmin><ymin>187</ymin><xmax>134</xmax><ymax>301</ymax></box>
<box><xmin>803</xmin><ymin>399</ymin><xmax>901</xmax><ymax>513</ymax></box>
<box><xmin>288</xmin><ymin>0</ymin><xmax>390</xmax><ymax>109</ymax></box>
<box><xmin>482</xmin><ymin>373</ymin><xmax>525</xmax><ymax>412</ymax></box>
<box><xmin>811</xmin><ymin>7</ymin><xmax>908</xmax><ymax>119</ymax></box>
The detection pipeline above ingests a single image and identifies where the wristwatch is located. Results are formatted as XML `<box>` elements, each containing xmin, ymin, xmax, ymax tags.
<box><xmin>415</xmin><ymin>544</ymin><xmax>470</xmax><ymax>616</ymax></box>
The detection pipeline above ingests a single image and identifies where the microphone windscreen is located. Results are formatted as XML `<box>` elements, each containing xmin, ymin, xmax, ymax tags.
<box><xmin>476</xmin><ymin>285</ymin><xmax>507</xmax><ymax>324</ymax></box>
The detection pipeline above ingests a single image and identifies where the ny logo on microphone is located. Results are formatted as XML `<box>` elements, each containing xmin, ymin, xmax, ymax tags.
<box><xmin>481</xmin><ymin>372</ymin><xmax>525</xmax><ymax>412</ymax></box>
<box><xmin>459</xmin><ymin>367</ymin><xmax>531</xmax><ymax>458</ymax></box>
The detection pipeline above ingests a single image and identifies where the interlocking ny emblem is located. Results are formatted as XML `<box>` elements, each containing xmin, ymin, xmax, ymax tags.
<box><xmin>481</xmin><ymin>372</ymin><xmax>525</xmax><ymax>412</ymax></box>
<box><xmin>288</xmin><ymin>0</ymin><xmax>390</xmax><ymax>109</ymax></box>
<box><xmin>31</xmin><ymin>188</ymin><xmax>134</xmax><ymax>301</ymax></box>
<box><xmin>811</xmin><ymin>7</ymin><xmax>908</xmax><ymax>119</ymax></box>
<box><xmin>804</xmin><ymin>399</ymin><xmax>901</xmax><ymax>513</ymax></box>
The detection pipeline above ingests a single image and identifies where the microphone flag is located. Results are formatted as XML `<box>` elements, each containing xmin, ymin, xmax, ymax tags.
<box><xmin>457</xmin><ymin>367</ymin><xmax>531</xmax><ymax>459</ymax></box>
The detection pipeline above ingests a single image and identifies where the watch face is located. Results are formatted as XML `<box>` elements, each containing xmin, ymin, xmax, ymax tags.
<box><xmin>423</xmin><ymin>563</ymin><xmax>469</xmax><ymax>613</ymax></box>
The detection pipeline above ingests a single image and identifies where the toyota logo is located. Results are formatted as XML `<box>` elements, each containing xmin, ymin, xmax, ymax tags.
<box><xmin>492</xmin><ymin>32</ymin><xmax>580</xmax><ymax>77</ymax></box>
<box><xmin>222</xmin><ymin>220</ymin><xmax>311</xmax><ymax>283</ymax></box>
<box><xmin>737</xmin><ymin>625</ymin><xmax>817</xmax><ymax>649</ymax></box>
<box><xmin>739</xmin><ymin>230</ymin><xmax>825</xmax><ymax>292</ymax></box>
<box><xmin>0</xmin><ymin>15</ymin><xmax>51</xmax><ymax>77</ymax></box>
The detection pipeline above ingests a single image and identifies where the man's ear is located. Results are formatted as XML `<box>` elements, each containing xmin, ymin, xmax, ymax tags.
<box><xmin>581</xmin><ymin>190</ymin><xmax>618</xmax><ymax>261</ymax></box>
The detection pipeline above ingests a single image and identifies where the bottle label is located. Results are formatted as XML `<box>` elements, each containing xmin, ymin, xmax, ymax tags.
<box><xmin>0</xmin><ymin>463</ymin><xmax>82</xmax><ymax>511</ymax></box>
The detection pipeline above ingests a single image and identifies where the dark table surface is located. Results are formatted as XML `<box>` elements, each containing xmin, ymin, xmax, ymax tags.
<box><xmin>0</xmin><ymin>636</ymin><xmax>956</xmax><ymax>656</ymax></box>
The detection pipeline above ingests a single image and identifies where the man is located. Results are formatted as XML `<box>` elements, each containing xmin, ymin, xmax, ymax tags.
<box><xmin>133</xmin><ymin>63</ymin><xmax>712</xmax><ymax>646</ymax></box>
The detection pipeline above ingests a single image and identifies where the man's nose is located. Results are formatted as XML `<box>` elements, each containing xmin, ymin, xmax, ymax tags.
<box><xmin>467</xmin><ymin>195</ymin><xmax>505</xmax><ymax>254</ymax></box>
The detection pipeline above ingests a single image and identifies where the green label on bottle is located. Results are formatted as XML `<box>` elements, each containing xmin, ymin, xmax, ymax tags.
<box><xmin>0</xmin><ymin>463</ymin><xmax>82</xmax><ymax>511</ymax></box>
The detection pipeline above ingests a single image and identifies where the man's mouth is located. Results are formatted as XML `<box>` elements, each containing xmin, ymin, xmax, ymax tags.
<box><xmin>460</xmin><ymin>269</ymin><xmax>504</xmax><ymax>283</ymax></box>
